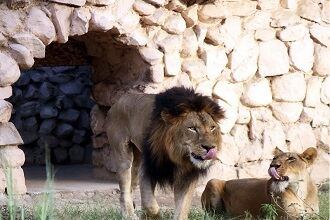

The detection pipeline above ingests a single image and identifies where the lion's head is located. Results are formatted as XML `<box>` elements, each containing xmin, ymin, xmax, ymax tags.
<box><xmin>268</xmin><ymin>147</ymin><xmax>317</xmax><ymax>192</ymax></box>
<box><xmin>143</xmin><ymin>87</ymin><xmax>224</xmax><ymax>186</ymax></box>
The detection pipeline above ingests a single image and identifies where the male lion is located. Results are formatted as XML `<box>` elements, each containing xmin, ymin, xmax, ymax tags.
<box><xmin>105</xmin><ymin>87</ymin><xmax>224</xmax><ymax>219</ymax></box>
<box><xmin>201</xmin><ymin>147</ymin><xmax>319</xmax><ymax>219</ymax></box>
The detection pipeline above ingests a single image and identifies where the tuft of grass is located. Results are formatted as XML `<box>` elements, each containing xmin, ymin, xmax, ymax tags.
<box><xmin>319</xmin><ymin>191</ymin><xmax>329</xmax><ymax>219</ymax></box>
<box><xmin>260</xmin><ymin>204</ymin><xmax>277</xmax><ymax>220</ymax></box>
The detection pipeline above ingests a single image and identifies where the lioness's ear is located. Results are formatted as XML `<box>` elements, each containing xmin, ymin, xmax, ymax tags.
<box><xmin>300</xmin><ymin>147</ymin><xmax>317</xmax><ymax>166</ymax></box>
<box><xmin>273</xmin><ymin>147</ymin><xmax>284</xmax><ymax>157</ymax></box>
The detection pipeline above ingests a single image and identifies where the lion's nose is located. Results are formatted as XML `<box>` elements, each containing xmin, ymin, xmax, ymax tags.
<box><xmin>201</xmin><ymin>145</ymin><xmax>215</xmax><ymax>151</ymax></box>
<box><xmin>270</xmin><ymin>164</ymin><xmax>281</xmax><ymax>169</ymax></box>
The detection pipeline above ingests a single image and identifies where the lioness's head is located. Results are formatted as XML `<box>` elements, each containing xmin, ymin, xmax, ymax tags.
<box><xmin>268</xmin><ymin>147</ymin><xmax>317</xmax><ymax>192</ymax></box>
<box><xmin>149</xmin><ymin>87</ymin><xmax>224</xmax><ymax>170</ymax></box>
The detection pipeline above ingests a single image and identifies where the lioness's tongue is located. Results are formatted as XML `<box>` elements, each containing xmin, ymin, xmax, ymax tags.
<box><xmin>202</xmin><ymin>148</ymin><xmax>217</xmax><ymax>160</ymax></box>
<box><xmin>268</xmin><ymin>167</ymin><xmax>281</xmax><ymax>180</ymax></box>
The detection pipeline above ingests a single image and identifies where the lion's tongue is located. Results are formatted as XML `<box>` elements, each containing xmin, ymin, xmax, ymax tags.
<box><xmin>202</xmin><ymin>148</ymin><xmax>217</xmax><ymax>160</ymax></box>
<box><xmin>268</xmin><ymin>167</ymin><xmax>281</xmax><ymax>180</ymax></box>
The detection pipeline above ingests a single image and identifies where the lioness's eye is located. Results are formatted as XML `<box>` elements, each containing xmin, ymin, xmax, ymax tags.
<box><xmin>288</xmin><ymin>156</ymin><xmax>296</xmax><ymax>161</ymax></box>
<box><xmin>188</xmin><ymin>127</ymin><xmax>197</xmax><ymax>132</ymax></box>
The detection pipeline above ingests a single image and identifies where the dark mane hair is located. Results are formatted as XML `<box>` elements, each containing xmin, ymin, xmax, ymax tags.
<box><xmin>142</xmin><ymin>86</ymin><xmax>224</xmax><ymax>188</ymax></box>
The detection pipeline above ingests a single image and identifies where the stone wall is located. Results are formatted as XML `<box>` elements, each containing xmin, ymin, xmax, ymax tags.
<box><xmin>0</xmin><ymin>0</ymin><xmax>329</xmax><ymax>194</ymax></box>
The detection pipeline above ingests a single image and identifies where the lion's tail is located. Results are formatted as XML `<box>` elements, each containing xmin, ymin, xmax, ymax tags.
<box><xmin>201</xmin><ymin>179</ymin><xmax>226</xmax><ymax>214</ymax></box>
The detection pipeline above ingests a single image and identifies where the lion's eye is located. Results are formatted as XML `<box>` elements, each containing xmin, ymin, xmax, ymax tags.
<box><xmin>188</xmin><ymin>127</ymin><xmax>197</xmax><ymax>132</ymax></box>
<box><xmin>288</xmin><ymin>156</ymin><xmax>296</xmax><ymax>162</ymax></box>
<box><xmin>211</xmin><ymin>126</ymin><xmax>216</xmax><ymax>132</ymax></box>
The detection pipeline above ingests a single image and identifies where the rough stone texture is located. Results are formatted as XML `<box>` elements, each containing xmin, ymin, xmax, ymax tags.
<box><xmin>285</xmin><ymin>123</ymin><xmax>316</xmax><ymax>153</ymax></box>
<box><xmin>270</xmin><ymin>10</ymin><xmax>301</xmax><ymax>28</ymax></box>
<box><xmin>164</xmin><ymin>52</ymin><xmax>180</xmax><ymax>76</ymax></box>
<box><xmin>218</xmin><ymin>16</ymin><xmax>242</xmax><ymax>52</ymax></box>
<box><xmin>297</xmin><ymin>0</ymin><xmax>321</xmax><ymax>23</ymax></box>
<box><xmin>181</xmin><ymin>28</ymin><xmax>198</xmax><ymax>57</ymax></box>
<box><xmin>87</xmin><ymin>0</ymin><xmax>114</xmax><ymax>5</ymax></box>
<box><xmin>242</xmin><ymin>78</ymin><xmax>272</xmax><ymax>107</ymax></box>
<box><xmin>263</xmin><ymin>121</ymin><xmax>286</xmax><ymax>159</ymax></box>
<box><xmin>200</xmin><ymin>45</ymin><xmax>227</xmax><ymax>80</ymax></box>
<box><xmin>49</xmin><ymin>3</ymin><xmax>73</xmax><ymax>43</ymax></box>
<box><xmin>139</xmin><ymin>47</ymin><xmax>163</xmax><ymax>65</ymax></box>
<box><xmin>0</xmin><ymin>122</ymin><xmax>23</xmax><ymax>146</ymax></box>
<box><xmin>258</xmin><ymin>40</ymin><xmax>289</xmax><ymax>77</ymax></box>
<box><xmin>321</xmin><ymin>76</ymin><xmax>330</xmax><ymax>104</ymax></box>
<box><xmin>8</xmin><ymin>44</ymin><xmax>34</xmax><ymax>69</ymax></box>
<box><xmin>12</xmin><ymin>33</ymin><xmax>45</xmax><ymax>59</ymax></box>
<box><xmin>0</xmin><ymin>9</ymin><xmax>21</xmax><ymax>36</ymax></box>
<box><xmin>305</xmin><ymin>76</ymin><xmax>322</xmax><ymax>107</ymax></box>
<box><xmin>278</xmin><ymin>24</ymin><xmax>308</xmax><ymax>41</ymax></box>
<box><xmin>10</xmin><ymin>167</ymin><xmax>27</xmax><ymax>194</ymax></box>
<box><xmin>310</xmin><ymin>24</ymin><xmax>330</xmax><ymax>48</ymax></box>
<box><xmin>0</xmin><ymin>52</ymin><xmax>20</xmax><ymax>87</ymax></box>
<box><xmin>230</xmin><ymin>33</ymin><xmax>258</xmax><ymax>82</ymax></box>
<box><xmin>50</xmin><ymin>0</ymin><xmax>86</xmax><ymax>6</ymax></box>
<box><xmin>255</xmin><ymin>28</ymin><xmax>276</xmax><ymax>41</ymax></box>
<box><xmin>0</xmin><ymin>86</ymin><xmax>12</xmax><ymax>99</ymax></box>
<box><xmin>70</xmin><ymin>7</ymin><xmax>91</xmax><ymax>36</ymax></box>
<box><xmin>133</xmin><ymin>0</ymin><xmax>155</xmax><ymax>16</ymax></box>
<box><xmin>0</xmin><ymin>146</ymin><xmax>25</xmax><ymax>167</ymax></box>
<box><xmin>272</xmin><ymin>72</ymin><xmax>306</xmax><ymax>102</ymax></box>
<box><xmin>213</xmin><ymin>81</ymin><xmax>239</xmax><ymax>107</ymax></box>
<box><xmin>163</xmin><ymin>14</ymin><xmax>186</xmax><ymax>34</ymax></box>
<box><xmin>271</xmin><ymin>101</ymin><xmax>303</xmax><ymax>123</ymax></box>
<box><xmin>0</xmin><ymin>100</ymin><xmax>12</xmax><ymax>123</ymax></box>
<box><xmin>181</xmin><ymin>4</ymin><xmax>198</xmax><ymax>27</ymax></box>
<box><xmin>217</xmin><ymin>100</ymin><xmax>238</xmax><ymax>134</ymax></box>
<box><xmin>322</xmin><ymin>1</ymin><xmax>330</xmax><ymax>24</ymax></box>
<box><xmin>26</xmin><ymin>7</ymin><xmax>56</xmax><ymax>45</ymax></box>
<box><xmin>289</xmin><ymin>36</ymin><xmax>314</xmax><ymax>72</ymax></box>
<box><xmin>314</xmin><ymin>44</ymin><xmax>330</xmax><ymax>76</ymax></box>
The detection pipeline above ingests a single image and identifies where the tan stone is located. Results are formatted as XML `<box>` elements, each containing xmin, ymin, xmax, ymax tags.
<box><xmin>154</xmin><ymin>30</ymin><xmax>182</xmax><ymax>53</ymax></box>
<box><xmin>297</xmin><ymin>0</ymin><xmax>321</xmax><ymax>23</ymax></box>
<box><xmin>163</xmin><ymin>14</ymin><xmax>186</xmax><ymax>34</ymax></box>
<box><xmin>115</xmin><ymin>10</ymin><xmax>140</xmax><ymax>34</ymax></box>
<box><xmin>87</xmin><ymin>0</ymin><xmax>114</xmax><ymax>5</ymax></box>
<box><xmin>118</xmin><ymin>28</ymin><xmax>148</xmax><ymax>46</ymax></box>
<box><xmin>8</xmin><ymin>44</ymin><xmax>34</xmax><ymax>69</ymax></box>
<box><xmin>181</xmin><ymin>58</ymin><xmax>206</xmax><ymax>81</ymax></box>
<box><xmin>217</xmin><ymin>100</ymin><xmax>238</xmax><ymax>134</ymax></box>
<box><xmin>49</xmin><ymin>3</ymin><xmax>73</xmax><ymax>43</ymax></box>
<box><xmin>12</xmin><ymin>33</ymin><xmax>45</xmax><ymax>59</ymax></box>
<box><xmin>322</xmin><ymin>1</ymin><xmax>330</xmax><ymax>24</ymax></box>
<box><xmin>195</xmin><ymin>80</ymin><xmax>213</xmax><ymax>97</ymax></box>
<box><xmin>321</xmin><ymin>76</ymin><xmax>330</xmax><ymax>104</ymax></box>
<box><xmin>238</xmin><ymin>160</ymin><xmax>270</xmax><ymax>179</ymax></box>
<box><xmin>198</xmin><ymin>3</ymin><xmax>229</xmax><ymax>22</ymax></box>
<box><xmin>241</xmin><ymin>78</ymin><xmax>272</xmax><ymax>107</ymax></box>
<box><xmin>258</xmin><ymin>0</ymin><xmax>280</xmax><ymax>10</ymax></box>
<box><xmin>218</xmin><ymin>16</ymin><xmax>242</xmax><ymax>52</ymax></box>
<box><xmin>150</xmin><ymin>63</ymin><xmax>164</xmax><ymax>83</ymax></box>
<box><xmin>255</xmin><ymin>28</ymin><xmax>276</xmax><ymax>41</ymax></box>
<box><xmin>310</xmin><ymin>150</ymin><xmax>330</xmax><ymax>184</ymax></box>
<box><xmin>0</xmin><ymin>33</ymin><xmax>7</xmax><ymax>46</ymax></box>
<box><xmin>217</xmin><ymin>134</ymin><xmax>239</xmax><ymax>166</ymax></box>
<box><xmin>213</xmin><ymin>81</ymin><xmax>239</xmax><ymax>107</ymax></box>
<box><xmin>311</xmin><ymin>104</ymin><xmax>330</xmax><ymax>127</ymax></box>
<box><xmin>193</xmin><ymin>24</ymin><xmax>207</xmax><ymax>45</ymax></box>
<box><xmin>0</xmin><ymin>168</ymin><xmax>5</xmax><ymax>193</ymax></box>
<box><xmin>263</xmin><ymin>121</ymin><xmax>286</xmax><ymax>159</ymax></box>
<box><xmin>281</xmin><ymin>0</ymin><xmax>297</xmax><ymax>9</ymax></box>
<box><xmin>139</xmin><ymin>47</ymin><xmax>163</xmax><ymax>65</ymax></box>
<box><xmin>271</xmin><ymin>72</ymin><xmax>306</xmax><ymax>102</ymax></box>
<box><xmin>26</xmin><ymin>7</ymin><xmax>56</xmax><ymax>45</ymax></box>
<box><xmin>70</xmin><ymin>7</ymin><xmax>91</xmax><ymax>36</ymax></box>
<box><xmin>0</xmin><ymin>123</ymin><xmax>23</xmax><ymax>146</ymax></box>
<box><xmin>0</xmin><ymin>100</ymin><xmax>12</xmax><ymax>123</ymax></box>
<box><xmin>145</xmin><ymin>0</ymin><xmax>166</xmax><ymax>6</ymax></box>
<box><xmin>181</xmin><ymin>28</ymin><xmax>198</xmax><ymax>57</ymax></box>
<box><xmin>278</xmin><ymin>24</ymin><xmax>308</xmax><ymax>41</ymax></box>
<box><xmin>230</xmin><ymin>33</ymin><xmax>258</xmax><ymax>82</ymax></box>
<box><xmin>90</xmin><ymin>6</ymin><xmax>115</xmax><ymax>31</ymax></box>
<box><xmin>0</xmin><ymin>146</ymin><xmax>25</xmax><ymax>168</ymax></box>
<box><xmin>271</xmin><ymin>101</ymin><xmax>303</xmax><ymax>123</ymax></box>
<box><xmin>224</xmin><ymin>1</ymin><xmax>257</xmax><ymax>17</ymax></box>
<box><xmin>50</xmin><ymin>0</ymin><xmax>86</xmax><ymax>6</ymax></box>
<box><xmin>166</xmin><ymin>0</ymin><xmax>186</xmax><ymax>13</ymax></box>
<box><xmin>0</xmin><ymin>10</ymin><xmax>21</xmax><ymax>36</ymax></box>
<box><xmin>143</xmin><ymin>8</ymin><xmax>169</xmax><ymax>26</ymax></box>
<box><xmin>8</xmin><ymin>167</ymin><xmax>27</xmax><ymax>194</ymax></box>
<box><xmin>237</xmin><ymin>105</ymin><xmax>251</xmax><ymax>124</ymax></box>
<box><xmin>181</xmin><ymin>4</ymin><xmax>198</xmax><ymax>27</ymax></box>
<box><xmin>314</xmin><ymin>44</ymin><xmax>330</xmax><ymax>76</ymax></box>
<box><xmin>289</xmin><ymin>36</ymin><xmax>314</xmax><ymax>72</ymax></box>
<box><xmin>0</xmin><ymin>52</ymin><xmax>20</xmax><ymax>87</ymax></box>
<box><xmin>164</xmin><ymin>52</ymin><xmax>181</xmax><ymax>76</ymax></box>
<box><xmin>200</xmin><ymin>45</ymin><xmax>227</xmax><ymax>80</ymax></box>
<box><xmin>310</xmin><ymin>24</ymin><xmax>330</xmax><ymax>48</ymax></box>
<box><xmin>270</xmin><ymin>10</ymin><xmax>301</xmax><ymax>27</ymax></box>
<box><xmin>249</xmin><ymin>107</ymin><xmax>275</xmax><ymax>141</ymax></box>
<box><xmin>133</xmin><ymin>0</ymin><xmax>156</xmax><ymax>16</ymax></box>
<box><xmin>0</xmin><ymin>87</ymin><xmax>12</xmax><ymax>99</ymax></box>
<box><xmin>258</xmin><ymin>40</ymin><xmax>289</xmax><ymax>77</ymax></box>
<box><xmin>244</xmin><ymin>11</ymin><xmax>271</xmax><ymax>31</ymax></box>
<box><xmin>285</xmin><ymin>123</ymin><xmax>316</xmax><ymax>153</ymax></box>
<box><xmin>305</xmin><ymin>76</ymin><xmax>322</xmax><ymax>107</ymax></box>
<box><xmin>202</xmin><ymin>162</ymin><xmax>237</xmax><ymax>186</ymax></box>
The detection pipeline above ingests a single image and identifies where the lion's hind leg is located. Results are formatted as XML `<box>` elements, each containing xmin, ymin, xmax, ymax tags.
<box><xmin>201</xmin><ymin>179</ymin><xmax>226</xmax><ymax>214</ymax></box>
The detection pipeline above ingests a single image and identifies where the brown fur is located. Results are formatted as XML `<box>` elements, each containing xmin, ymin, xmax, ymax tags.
<box><xmin>201</xmin><ymin>147</ymin><xmax>319</xmax><ymax>219</ymax></box>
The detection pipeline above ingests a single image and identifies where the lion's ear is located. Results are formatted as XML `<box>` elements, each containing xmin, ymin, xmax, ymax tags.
<box><xmin>273</xmin><ymin>147</ymin><xmax>284</xmax><ymax>157</ymax></box>
<box><xmin>300</xmin><ymin>147</ymin><xmax>317</xmax><ymax>166</ymax></box>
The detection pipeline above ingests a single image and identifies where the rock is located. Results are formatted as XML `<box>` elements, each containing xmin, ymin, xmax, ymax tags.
<box><xmin>77</xmin><ymin>110</ymin><xmax>90</xmax><ymax>129</ymax></box>
<box><xmin>24</xmin><ymin>85</ymin><xmax>38</xmax><ymax>99</ymax></box>
<box><xmin>87</xmin><ymin>0</ymin><xmax>114</xmax><ymax>5</ymax></box>
<box><xmin>0</xmin><ymin>168</ymin><xmax>5</xmax><ymax>192</ymax></box>
<box><xmin>26</xmin><ymin>7</ymin><xmax>56</xmax><ymax>45</ymax></box>
<box><xmin>263</xmin><ymin>121</ymin><xmax>286</xmax><ymax>159</ymax></box>
<box><xmin>50</xmin><ymin>0</ymin><xmax>86</xmax><ymax>6</ymax></box>
<box><xmin>311</xmin><ymin>104</ymin><xmax>330</xmax><ymax>127</ymax></box>
<box><xmin>154</xmin><ymin>30</ymin><xmax>182</xmax><ymax>53</ymax></box>
<box><xmin>314</xmin><ymin>44</ymin><xmax>330</xmax><ymax>76</ymax></box>
<box><xmin>311</xmin><ymin>150</ymin><xmax>330</xmax><ymax>184</ymax></box>
<box><xmin>48</xmin><ymin>73</ymin><xmax>74</xmax><ymax>84</ymax></box>
<box><xmin>218</xmin><ymin>16</ymin><xmax>242</xmax><ymax>52</ymax></box>
<box><xmin>213</xmin><ymin>81</ymin><xmax>239</xmax><ymax>107</ymax></box>
<box><xmin>39</xmin><ymin>119</ymin><xmax>57</xmax><ymax>134</ymax></box>
<box><xmin>270</xmin><ymin>10</ymin><xmax>301</xmax><ymax>27</ymax></box>
<box><xmin>55</xmin><ymin>123</ymin><xmax>74</xmax><ymax>138</ymax></box>
<box><xmin>0</xmin><ymin>122</ymin><xmax>23</xmax><ymax>146</ymax></box>
<box><xmin>237</xmin><ymin>105</ymin><xmax>251</xmax><ymax>124</ymax></box>
<box><xmin>20</xmin><ymin>131</ymin><xmax>38</xmax><ymax>145</ymax></box>
<box><xmin>181</xmin><ymin>28</ymin><xmax>198</xmax><ymax>57</ymax></box>
<box><xmin>181</xmin><ymin>58</ymin><xmax>206</xmax><ymax>81</ymax></box>
<box><xmin>164</xmin><ymin>52</ymin><xmax>181</xmax><ymax>76</ymax></box>
<box><xmin>118</xmin><ymin>28</ymin><xmax>148</xmax><ymax>47</ymax></box>
<box><xmin>89</xmin><ymin>6</ymin><xmax>115</xmax><ymax>31</ymax></box>
<box><xmin>29</xmin><ymin>71</ymin><xmax>46</xmax><ymax>82</ymax></box>
<box><xmin>144</xmin><ymin>0</ymin><xmax>166</xmax><ymax>6</ymax></box>
<box><xmin>18</xmin><ymin>101</ymin><xmax>40</xmax><ymax>118</ymax></box>
<box><xmin>217</xmin><ymin>134</ymin><xmax>239</xmax><ymax>166</ymax></box>
<box><xmin>49</xmin><ymin>3</ymin><xmax>73</xmax><ymax>43</ymax></box>
<box><xmin>12</xmin><ymin>33</ymin><xmax>45</xmax><ymax>59</ymax></box>
<box><xmin>181</xmin><ymin>4</ymin><xmax>198</xmax><ymax>27</ymax></box>
<box><xmin>244</xmin><ymin>11</ymin><xmax>271</xmax><ymax>31</ymax></box>
<box><xmin>321</xmin><ymin>76</ymin><xmax>330</xmax><ymax>104</ymax></box>
<box><xmin>74</xmin><ymin>95</ymin><xmax>94</xmax><ymax>109</ymax></box>
<box><xmin>70</xmin><ymin>7</ymin><xmax>91</xmax><ymax>36</ymax></box>
<box><xmin>150</xmin><ymin>63</ymin><xmax>164</xmax><ymax>83</ymax></box>
<box><xmin>163</xmin><ymin>14</ymin><xmax>186</xmax><ymax>34</ymax></box>
<box><xmin>193</xmin><ymin>24</ymin><xmax>207</xmax><ymax>45</ymax></box>
<box><xmin>281</xmin><ymin>0</ymin><xmax>297</xmax><ymax>9</ymax></box>
<box><xmin>69</xmin><ymin>145</ymin><xmax>85</xmax><ymax>163</ymax></box>
<box><xmin>255</xmin><ymin>28</ymin><xmax>276</xmax><ymax>41</ymax></box>
<box><xmin>217</xmin><ymin>100</ymin><xmax>238</xmax><ymax>134</ymax></box>
<box><xmin>0</xmin><ymin>146</ymin><xmax>25</xmax><ymax>168</ymax></box>
<box><xmin>241</xmin><ymin>78</ymin><xmax>272</xmax><ymax>107</ymax></box>
<box><xmin>224</xmin><ymin>1</ymin><xmax>257</xmax><ymax>17</ymax></box>
<box><xmin>258</xmin><ymin>40</ymin><xmax>289</xmax><ymax>77</ymax></box>
<box><xmin>289</xmin><ymin>36</ymin><xmax>314</xmax><ymax>72</ymax></box>
<box><xmin>133</xmin><ymin>0</ymin><xmax>156</xmax><ymax>16</ymax></box>
<box><xmin>314</xmin><ymin>127</ymin><xmax>329</xmax><ymax>152</ymax></box>
<box><xmin>0</xmin><ymin>10</ymin><xmax>21</xmax><ymax>36</ymax></box>
<box><xmin>90</xmin><ymin>105</ymin><xmax>106</xmax><ymax>135</ymax></box>
<box><xmin>39</xmin><ymin>82</ymin><xmax>58</xmax><ymax>100</ymax></box>
<box><xmin>198</xmin><ymin>3</ymin><xmax>229</xmax><ymax>22</ymax></box>
<box><xmin>195</xmin><ymin>80</ymin><xmax>213</xmax><ymax>97</ymax></box>
<box><xmin>297</xmin><ymin>0</ymin><xmax>321</xmax><ymax>23</ymax></box>
<box><xmin>40</xmin><ymin>105</ymin><xmax>58</xmax><ymax>119</ymax></box>
<box><xmin>322</xmin><ymin>1</ymin><xmax>330</xmax><ymax>23</ymax></box>
<box><xmin>143</xmin><ymin>7</ymin><xmax>169</xmax><ymax>26</ymax></box>
<box><xmin>8</xmin><ymin>44</ymin><xmax>34</xmax><ymax>69</ymax></box>
<box><xmin>258</xmin><ymin>0</ymin><xmax>280</xmax><ymax>10</ymax></box>
<box><xmin>54</xmin><ymin>148</ymin><xmax>68</xmax><ymax>163</ymax></box>
<box><xmin>72</xmin><ymin>130</ymin><xmax>86</xmax><ymax>144</ymax></box>
<box><xmin>58</xmin><ymin>109</ymin><xmax>80</xmax><ymax>122</ymax></box>
<box><xmin>6</xmin><ymin>0</ymin><xmax>30</xmax><ymax>9</ymax></box>
<box><xmin>300</xmin><ymin>107</ymin><xmax>315</xmax><ymax>123</ymax></box>
<box><xmin>23</xmin><ymin>117</ymin><xmax>38</xmax><ymax>131</ymax></box>
<box><xmin>59</xmin><ymin>81</ymin><xmax>84</xmax><ymax>95</ymax></box>
<box><xmin>0</xmin><ymin>52</ymin><xmax>20</xmax><ymax>87</ymax></box>
<box><xmin>0</xmin><ymin>100</ymin><xmax>12</xmax><ymax>123</ymax></box>
<box><xmin>205</xmin><ymin>26</ymin><xmax>222</xmax><ymax>46</ymax></box>
<box><xmin>271</xmin><ymin>72</ymin><xmax>306</xmax><ymax>102</ymax></box>
<box><xmin>166</xmin><ymin>0</ymin><xmax>186</xmax><ymax>12</ymax></box>
<box><xmin>271</xmin><ymin>101</ymin><xmax>303</xmax><ymax>123</ymax></box>
<box><xmin>200</xmin><ymin>45</ymin><xmax>227</xmax><ymax>80</ymax></box>
<box><xmin>309</xmin><ymin>24</ymin><xmax>330</xmax><ymax>48</ymax></box>
<box><xmin>0</xmin><ymin>33</ymin><xmax>7</xmax><ymax>46</ymax></box>
<box><xmin>10</xmin><ymin>168</ymin><xmax>27</xmax><ymax>194</ymax></box>
<box><xmin>139</xmin><ymin>47</ymin><xmax>163</xmax><ymax>65</ymax></box>
<box><xmin>230</xmin><ymin>33</ymin><xmax>258</xmax><ymax>82</ymax></box>
<box><xmin>304</xmin><ymin>76</ymin><xmax>322</xmax><ymax>107</ymax></box>
<box><xmin>285</xmin><ymin>123</ymin><xmax>316</xmax><ymax>153</ymax></box>
<box><xmin>277</xmin><ymin>24</ymin><xmax>308</xmax><ymax>41</ymax></box>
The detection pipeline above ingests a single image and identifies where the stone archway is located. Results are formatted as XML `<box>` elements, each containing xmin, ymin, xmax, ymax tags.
<box><xmin>0</xmin><ymin>0</ymin><xmax>329</xmax><ymax>195</ymax></box>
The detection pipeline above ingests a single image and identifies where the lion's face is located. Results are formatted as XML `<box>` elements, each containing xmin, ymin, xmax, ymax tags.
<box><xmin>268</xmin><ymin>147</ymin><xmax>317</xmax><ymax>192</ymax></box>
<box><xmin>168</xmin><ymin>111</ymin><xmax>222</xmax><ymax>170</ymax></box>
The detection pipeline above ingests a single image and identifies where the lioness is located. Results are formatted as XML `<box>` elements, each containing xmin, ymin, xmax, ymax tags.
<box><xmin>105</xmin><ymin>87</ymin><xmax>224</xmax><ymax>219</ymax></box>
<box><xmin>201</xmin><ymin>147</ymin><xmax>319</xmax><ymax>219</ymax></box>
